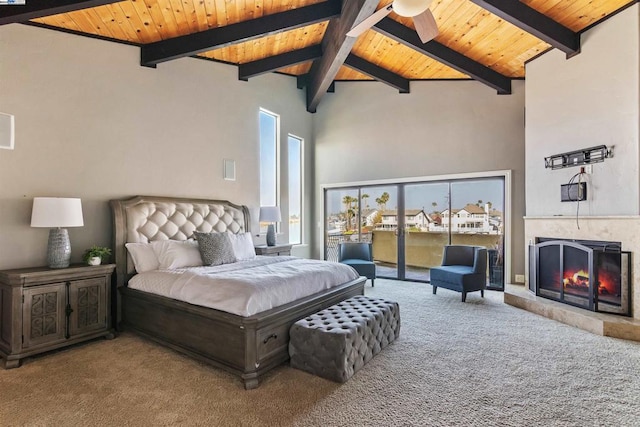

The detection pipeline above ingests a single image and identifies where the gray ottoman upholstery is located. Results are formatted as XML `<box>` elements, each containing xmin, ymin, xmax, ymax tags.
<box><xmin>289</xmin><ymin>295</ymin><xmax>400</xmax><ymax>383</ymax></box>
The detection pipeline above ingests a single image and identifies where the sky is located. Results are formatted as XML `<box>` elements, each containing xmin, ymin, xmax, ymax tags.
<box><xmin>259</xmin><ymin>110</ymin><xmax>277</xmax><ymax>207</ymax></box>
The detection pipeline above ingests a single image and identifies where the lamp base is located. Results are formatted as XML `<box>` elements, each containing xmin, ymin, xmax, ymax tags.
<box><xmin>47</xmin><ymin>228</ymin><xmax>71</xmax><ymax>269</ymax></box>
<box><xmin>266</xmin><ymin>224</ymin><xmax>277</xmax><ymax>246</ymax></box>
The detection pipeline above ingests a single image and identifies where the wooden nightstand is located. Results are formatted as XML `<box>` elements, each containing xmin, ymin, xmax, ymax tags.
<box><xmin>254</xmin><ymin>244</ymin><xmax>293</xmax><ymax>256</ymax></box>
<box><xmin>0</xmin><ymin>264</ymin><xmax>116</xmax><ymax>368</ymax></box>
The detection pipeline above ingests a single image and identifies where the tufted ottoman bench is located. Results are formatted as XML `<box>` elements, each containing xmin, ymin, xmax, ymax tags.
<box><xmin>289</xmin><ymin>295</ymin><xmax>400</xmax><ymax>383</ymax></box>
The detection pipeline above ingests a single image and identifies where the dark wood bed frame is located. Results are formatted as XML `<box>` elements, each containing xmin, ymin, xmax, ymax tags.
<box><xmin>111</xmin><ymin>195</ymin><xmax>365</xmax><ymax>389</ymax></box>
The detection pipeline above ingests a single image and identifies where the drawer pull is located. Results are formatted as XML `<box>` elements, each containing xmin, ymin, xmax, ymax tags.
<box><xmin>263</xmin><ymin>333</ymin><xmax>278</xmax><ymax>344</ymax></box>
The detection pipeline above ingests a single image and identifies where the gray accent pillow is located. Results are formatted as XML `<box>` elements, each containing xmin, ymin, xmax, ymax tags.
<box><xmin>194</xmin><ymin>232</ymin><xmax>236</xmax><ymax>266</ymax></box>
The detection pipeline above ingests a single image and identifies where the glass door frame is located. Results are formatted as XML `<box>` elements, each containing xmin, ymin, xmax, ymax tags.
<box><xmin>321</xmin><ymin>170</ymin><xmax>512</xmax><ymax>287</ymax></box>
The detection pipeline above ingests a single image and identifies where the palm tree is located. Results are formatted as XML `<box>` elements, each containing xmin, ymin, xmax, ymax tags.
<box><xmin>375</xmin><ymin>192</ymin><xmax>390</xmax><ymax>212</ymax></box>
<box><xmin>348</xmin><ymin>206</ymin><xmax>357</xmax><ymax>230</ymax></box>
<box><xmin>477</xmin><ymin>199</ymin><xmax>483</xmax><ymax>206</ymax></box>
<box><xmin>361</xmin><ymin>193</ymin><xmax>370</xmax><ymax>209</ymax></box>
<box><xmin>342</xmin><ymin>195</ymin><xmax>352</xmax><ymax>230</ymax></box>
<box><xmin>431</xmin><ymin>201</ymin><xmax>438</xmax><ymax>214</ymax></box>
<box><xmin>342</xmin><ymin>195</ymin><xmax>357</xmax><ymax>231</ymax></box>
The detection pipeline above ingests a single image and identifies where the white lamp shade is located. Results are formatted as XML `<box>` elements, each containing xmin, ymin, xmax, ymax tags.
<box><xmin>259</xmin><ymin>206</ymin><xmax>281</xmax><ymax>222</ymax></box>
<box><xmin>31</xmin><ymin>197</ymin><xmax>84</xmax><ymax>228</ymax></box>
<box><xmin>393</xmin><ymin>0</ymin><xmax>432</xmax><ymax>17</ymax></box>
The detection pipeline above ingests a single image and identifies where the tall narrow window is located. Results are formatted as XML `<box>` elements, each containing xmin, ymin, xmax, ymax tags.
<box><xmin>288</xmin><ymin>135</ymin><xmax>303</xmax><ymax>244</ymax></box>
<box><xmin>259</xmin><ymin>109</ymin><xmax>279</xmax><ymax>233</ymax></box>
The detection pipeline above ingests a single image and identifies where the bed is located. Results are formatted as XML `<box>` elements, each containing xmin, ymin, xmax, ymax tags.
<box><xmin>110</xmin><ymin>195</ymin><xmax>365</xmax><ymax>389</ymax></box>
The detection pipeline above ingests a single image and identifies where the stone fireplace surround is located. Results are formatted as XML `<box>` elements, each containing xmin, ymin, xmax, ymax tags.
<box><xmin>505</xmin><ymin>216</ymin><xmax>640</xmax><ymax>342</ymax></box>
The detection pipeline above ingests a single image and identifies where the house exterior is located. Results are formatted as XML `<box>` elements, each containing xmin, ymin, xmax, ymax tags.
<box><xmin>435</xmin><ymin>204</ymin><xmax>499</xmax><ymax>234</ymax></box>
<box><xmin>361</xmin><ymin>209</ymin><xmax>379</xmax><ymax>227</ymax></box>
<box><xmin>376</xmin><ymin>209</ymin><xmax>432</xmax><ymax>230</ymax></box>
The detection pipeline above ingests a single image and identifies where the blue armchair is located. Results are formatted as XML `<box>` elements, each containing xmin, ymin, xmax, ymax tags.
<box><xmin>430</xmin><ymin>245</ymin><xmax>487</xmax><ymax>302</ymax></box>
<box><xmin>338</xmin><ymin>242</ymin><xmax>376</xmax><ymax>287</ymax></box>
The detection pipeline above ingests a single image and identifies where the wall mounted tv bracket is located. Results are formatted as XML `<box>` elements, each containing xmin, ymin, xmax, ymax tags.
<box><xmin>544</xmin><ymin>145</ymin><xmax>613</xmax><ymax>170</ymax></box>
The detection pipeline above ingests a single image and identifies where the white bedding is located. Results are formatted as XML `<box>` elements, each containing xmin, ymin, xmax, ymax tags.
<box><xmin>127</xmin><ymin>256</ymin><xmax>360</xmax><ymax>317</ymax></box>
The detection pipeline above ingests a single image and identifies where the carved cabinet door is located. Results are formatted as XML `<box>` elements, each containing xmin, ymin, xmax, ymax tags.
<box><xmin>68</xmin><ymin>278</ymin><xmax>107</xmax><ymax>337</ymax></box>
<box><xmin>22</xmin><ymin>283</ymin><xmax>66</xmax><ymax>349</ymax></box>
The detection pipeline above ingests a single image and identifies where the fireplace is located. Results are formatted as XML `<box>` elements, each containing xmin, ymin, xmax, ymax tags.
<box><xmin>529</xmin><ymin>238</ymin><xmax>631</xmax><ymax>316</ymax></box>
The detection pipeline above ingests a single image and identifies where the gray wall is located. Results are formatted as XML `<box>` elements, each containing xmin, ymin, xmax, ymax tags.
<box><xmin>525</xmin><ymin>4</ymin><xmax>640</xmax><ymax>217</ymax></box>
<box><xmin>313</xmin><ymin>80</ymin><xmax>526</xmax><ymax>280</ymax></box>
<box><xmin>0</xmin><ymin>24</ymin><xmax>314</xmax><ymax>269</ymax></box>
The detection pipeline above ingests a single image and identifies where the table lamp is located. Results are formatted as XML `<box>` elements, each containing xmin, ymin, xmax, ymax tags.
<box><xmin>259</xmin><ymin>206</ymin><xmax>281</xmax><ymax>246</ymax></box>
<box><xmin>31</xmin><ymin>197</ymin><xmax>84</xmax><ymax>268</ymax></box>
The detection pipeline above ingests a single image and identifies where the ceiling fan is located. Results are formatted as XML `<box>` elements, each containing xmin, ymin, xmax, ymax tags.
<box><xmin>347</xmin><ymin>0</ymin><xmax>439</xmax><ymax>43</ymax></box>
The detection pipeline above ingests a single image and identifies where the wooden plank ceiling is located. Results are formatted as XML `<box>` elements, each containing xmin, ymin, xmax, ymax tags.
<box><xmin>2</xmin><ymin>0</ymin><xmax>634</xmax><ymax>111</ymax></box>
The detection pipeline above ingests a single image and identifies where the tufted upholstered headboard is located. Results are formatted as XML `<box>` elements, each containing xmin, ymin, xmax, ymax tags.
<box><xmin>110</xmin><ymin>195</ymin><xmax>251</xmax><ymax>288</ymax></box>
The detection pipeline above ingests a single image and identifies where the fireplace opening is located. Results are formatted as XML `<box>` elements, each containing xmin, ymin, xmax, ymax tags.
<box><xmin>529</xmin><ymin>238</ymin><xmax>631</xmax><ymax>316</ymax></box>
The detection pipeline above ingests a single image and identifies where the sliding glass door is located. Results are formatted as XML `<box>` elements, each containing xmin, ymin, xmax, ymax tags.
<box><xmin>324</xmin><ymin>175</ymin><xmax>505</xmax><ymax>290</ymax></box>
<box><xmin>402</xmin><ymin>183</ymin><xmax>449</xmax><ymax>282</ymax></box>
<box><xmin>363</xmin><ymin>185</ymin><xmax>398</xmax><ymax>279</ymax></box>
<box><xmin>450</xmin><ymin>179</ymin><xmax>505</xmax><ymax>290</ymax></box>
<box><xmin>325</xmin><ymin>186</ymin><xmax>398</xmax><ymax>278</ymax></box>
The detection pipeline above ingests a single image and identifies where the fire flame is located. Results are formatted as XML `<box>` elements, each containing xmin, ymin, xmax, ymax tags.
<box><xmin>563</xmin><ymin>270</ymin><xmax>589</xmax><ymax>289</ymax></box>
<box><xmin>562</xmin><ymin>269</ymin><xmax>619</xmax><ymax>295</ymax></box>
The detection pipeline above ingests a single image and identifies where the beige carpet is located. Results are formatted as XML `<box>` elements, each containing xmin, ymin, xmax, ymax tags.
<box><xmin>2</xmin><ymin>279</ymin><xmax>639</xmax><ymax>426</ymax></box>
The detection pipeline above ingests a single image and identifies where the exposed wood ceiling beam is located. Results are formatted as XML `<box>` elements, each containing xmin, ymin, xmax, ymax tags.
<box><xmin>306</xmin><ymin>0</ymin><xmax>380</xmax><ymax>113</ymax></box>
<box><xmin>344</xmin><ymin>54</ymin><xmax>410</xmax><ymax>94</ymax></box>
<box><xmin>238</xmin><ymin>45</ymin><xmax>323</xmax><ymax>81</ymax></box>
<box><xmin>374</xmin><ymin>18</ymin><xmax>511</xmax><ymax>95</ymax></box>
<box><xmin>0</xmin><ymin>0</ymin><xmax>120</xmax><ymax>25</ymax></box>
<box><xmin>296</xmin><ymin>73</ymin><xmax>336</xmax><ymax>94</ymax></box>
<box><xmin>470</xmin><ymin>0</ymin><xmax>580</xmax><ymax>57</ymax></box>
<box><xmin>141</xmin><ymin>0</ymin><xmax>342</xmax><ymax>68</ymax></box>
<box><xmin>297</xmin><ymin>74</ymin><xmax>309</xmax><ymax>90</ymax></box>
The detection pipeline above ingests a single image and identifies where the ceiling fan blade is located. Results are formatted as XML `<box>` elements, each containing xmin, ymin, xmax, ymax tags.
<box><xmin>347</xmin><ymin>4</ymin><xmax>393</xmax><ymax>38</ymax></box>
<box><xmin>413</xmin><ymin>9</ymin><xmax>438</xmax><ymax>43</ymax></box>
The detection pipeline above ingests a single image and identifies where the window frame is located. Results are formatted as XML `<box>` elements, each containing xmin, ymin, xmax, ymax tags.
<box><xmin>288</xmin><ymin>134</ymin><xmax>304</xmax><ymax>245</ymax></box>
<box><xmin>259</xmin><ymin>108</ymin><xmax>281</xmax><ymax>234</ymax></box>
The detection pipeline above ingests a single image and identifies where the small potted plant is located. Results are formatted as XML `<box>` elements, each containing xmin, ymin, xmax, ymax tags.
<box><xmin>82</xmin><ymin>246</ymin><xmax>112</xmax><ymax>266</ymax></box>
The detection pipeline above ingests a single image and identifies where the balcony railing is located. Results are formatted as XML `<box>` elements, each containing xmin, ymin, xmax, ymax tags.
<box><xmin>325</xmin><ymin>230</ymin><xmax>504</xmax><ymax>287</ymax></box>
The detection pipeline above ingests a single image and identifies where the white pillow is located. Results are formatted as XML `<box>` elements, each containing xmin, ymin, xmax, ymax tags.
<box><xmin>125</xmin><ymin>242</ymin><xmax>160</xmax><ymax>273</ymax></box>
<box><xmin>228</xmin><ymin>232</ymin><xmax>256</xmax><ymax>261</ymax></box>
<box><xmin>153</xmin><ymin>240</ymin><xmax>203</xmax><ymax>270</ymax></box>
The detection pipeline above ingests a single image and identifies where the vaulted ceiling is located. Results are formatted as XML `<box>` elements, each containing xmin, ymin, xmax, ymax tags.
<box><xmin>1</xmin><ymin>0</ymin><xmax>635</xmax><ymax>112</ymax></box>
